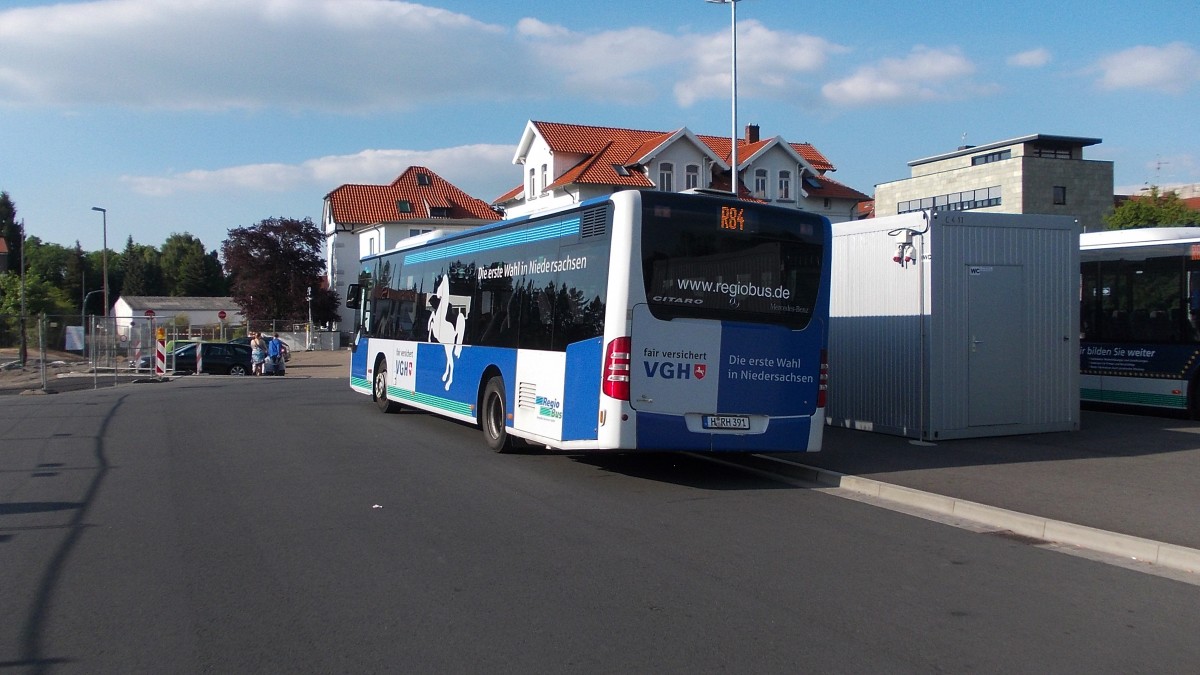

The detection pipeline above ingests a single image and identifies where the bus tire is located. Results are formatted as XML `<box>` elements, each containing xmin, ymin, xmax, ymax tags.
<box><xmin>374</xmin><ymin>360</ymin><xmax>400</xmax><ymax>413</ymax></box>
<box><xmin>481</xmin><ymin>376</ymin><xmax>513</xmax><ymax>452</ymax></box>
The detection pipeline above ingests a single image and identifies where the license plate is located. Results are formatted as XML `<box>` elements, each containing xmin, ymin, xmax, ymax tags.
<box><xmin>703</xmin><ymin>415</ymin><xmax>750</xmax><ymax>430</ymax></box>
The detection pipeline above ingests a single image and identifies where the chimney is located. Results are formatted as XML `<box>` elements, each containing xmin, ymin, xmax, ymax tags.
<box><xmin>745</xmin><ymin>124</ymin><xmax>760</xmax><ymax>144</ymax></box>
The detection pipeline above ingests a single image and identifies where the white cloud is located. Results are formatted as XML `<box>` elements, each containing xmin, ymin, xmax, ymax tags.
<box><xmin>123</xmin><ymin>144</ymin><xmax>518</xmax><ymax>199</ymax></box>
<box><xmin>822</xmin><ymin>46</ymin><xmax>979</xmax><ymax>107</ymax></box>
<box><xmin>1094</xmin><ymin>42</ymin><xmax>1200</xmax><ymax>93</ymax></box>
<box><xmin>517</xmin><ymin>20</ymin><xmax>686</xmax><ymax>104</ymax></box>
<box><xmin>1007</xmin><ymin>48</ymin><xmax>1051</xmax><ymax>68</ymax></box>
<box><xmin>675</xmin><ymin>20</ymin><xmax>843</xmax><ymax>107</ymax></box>
<box><xmin>516</xmin><ymin>17</ymin><xmax>842</xmax><ymax>107</ymax></box>
<box><xmin>0</xmin><ymin>1</ymin><xmax>850</xmax><ymax>113</ymax></box>
<box><xmin>0</xmin><ymin>0</ymin><xmax>515</xmax><ymax>111</ymax></box>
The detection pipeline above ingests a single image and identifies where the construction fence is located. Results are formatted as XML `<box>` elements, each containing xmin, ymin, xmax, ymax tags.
<box><xmin>0</xmin><ymin>314</ymin><xmax>341</xmax><ymax>374</ymax></box>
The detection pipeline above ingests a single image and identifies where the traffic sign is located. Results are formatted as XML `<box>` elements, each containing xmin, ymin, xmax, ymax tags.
<box><xmin>218</xmin><ymin>310</ymin><xmax>227</xmax><ymax>320</ymax></box>
<box><xmin>144</xmin><ymin>309</ymin><xmax>155</xmax><ymax>317</ymax></box>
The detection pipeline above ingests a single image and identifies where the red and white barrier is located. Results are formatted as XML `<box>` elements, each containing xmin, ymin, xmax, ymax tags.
<box><xmin>155</xmin><ymin>339</ymin><xmax>166</xmax><ymax>377</ymax></box>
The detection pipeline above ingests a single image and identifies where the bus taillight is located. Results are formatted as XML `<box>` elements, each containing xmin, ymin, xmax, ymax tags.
<box><xmin>603</xmin><ymin>336</ymin><xmax>632</xmax><ymax>401</ymax></box>
<box><xmin>818</xmin><ymin>349</ymin><xmax>828</xmax><ymax>408</ymax></box>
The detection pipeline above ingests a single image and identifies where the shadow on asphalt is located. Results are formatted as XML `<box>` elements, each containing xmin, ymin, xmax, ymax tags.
<box><xmin>799</xmin><ymin>409</ymin><xmax>1200</xmax><ymax>478</ymax></box>
<box><xmin>570</xmin><ymin>452</ymin><xmax>797</xmax><ymax>491</ymax></box>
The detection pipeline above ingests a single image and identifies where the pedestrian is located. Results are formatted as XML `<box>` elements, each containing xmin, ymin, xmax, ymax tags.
<box><xmin>267</xmin><ymin>333</ymin><xmax>285</xmax><ymax>376</ymax></box>
<box><xmin>251</xmin><ymin>332</ymin><xmax>266</xmax><ymax>376</ymax></box>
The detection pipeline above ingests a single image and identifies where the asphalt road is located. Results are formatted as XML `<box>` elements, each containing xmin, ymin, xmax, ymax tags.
<box><xmin>3</xmin><ymin>374</ymin><xmax>1200</xmax><ymax>673</ymax></box>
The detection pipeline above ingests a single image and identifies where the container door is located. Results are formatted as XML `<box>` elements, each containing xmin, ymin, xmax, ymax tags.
<box><xmin>967</xmin><ymin>264</ymin><xmax>1026</xmax><ymax>426</ymax></box>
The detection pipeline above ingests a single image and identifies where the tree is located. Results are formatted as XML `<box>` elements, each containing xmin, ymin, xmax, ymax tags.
<box><xmin>118</xmin><ymin>236</ymin><xmax>166</xmax><ymax>296</ymax></box>
<box><xmin>222</xmin><ymin>217</ymin><xmax>339</xmax><ymax>324</ymax></box>
<box><xmin>120</xmin><ymin>236</ymin><xmax>150</xmax><ymax>296</ymax></box>
<box><xmin>22</xmin><ymin>237</ymin><xmax>73</xmax><ymax>289</ymax></box>
<box><xmin>0</xmin><ymin>271</ymin><xmax>75</xmax><ymax>316</ymax></box>
<box><xmin>1105</xmin><ymin>186</ymin><xmax>1200</xmax><ymax>230</ymax></box>
<box><xmin>161</xmin><ymin>233</ymin><xmax>224</xmax><ymax>296</ymax></box>
<box><xmin>65</xmin><ymin>241</ymin><xmax>87</xmax><ymax>312</ymax></box>
<box><xmin>0</xmin><ymin>192</ymin><xmax>22</xmax><ymax>270</ymax></box>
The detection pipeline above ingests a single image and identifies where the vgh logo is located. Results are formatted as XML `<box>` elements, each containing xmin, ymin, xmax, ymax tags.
<box><xmin>643</xmin><ymin>361</ymin><xmax>706</xmax><ymax>380</ymax></box>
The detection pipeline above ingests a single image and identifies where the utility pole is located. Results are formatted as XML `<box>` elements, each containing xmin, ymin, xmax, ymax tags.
<box><xmin>18</xmin><ymin>222</ymin><xmax>27</xmax><ymax>366</ymax></box>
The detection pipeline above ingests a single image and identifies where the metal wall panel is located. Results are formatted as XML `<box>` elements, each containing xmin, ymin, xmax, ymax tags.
<box><xmin>829</xmin><ymin>211</ymin><xmax>1079</xmax><ymax>440</ymax></box>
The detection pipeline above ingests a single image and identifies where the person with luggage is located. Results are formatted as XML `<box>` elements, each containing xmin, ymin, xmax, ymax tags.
<box><xmin>266</xmin><ymin>333</ymin><xmax>286</xmax><ymax>376</ymax></box>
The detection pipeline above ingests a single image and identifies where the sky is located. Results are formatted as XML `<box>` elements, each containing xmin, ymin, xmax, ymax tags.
<box><xmin>1</xmin><ymin>0</ymin><xmax>1198</xmax><ymax>254</ymax></box>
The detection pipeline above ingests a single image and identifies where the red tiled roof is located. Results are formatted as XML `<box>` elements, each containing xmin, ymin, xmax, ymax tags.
<box><xmin>791</xmin><ymin>143</ymin><xmax>835</xmax><ymax>173</ymax></box>
<box><xmin>533</xmin><ymin>122</ymin><xmax>667</xmax><ymax>190</ymax></box>
<box><xmin>499</xmin><ymin>121</ymin><xmax>851</xmax><ymax>204</ymax></box>
<box><xmin>804</xmin><ymin>174</ymin><xmax>871</xmax><ymax>202</ymax></box>
<box><xmin>327</xmin><ymin>166</ymin><xmax>500</xmax><ymax>226</ymax></box>
<box><xmin>495</xmin><ymin>184</ymin><xmax>523</xmax><ymax>204</ymax></box>
<box><xmin>0</xmin><ymin>239</ymin><xmax>8</xmax><ymax>254</ymax></box>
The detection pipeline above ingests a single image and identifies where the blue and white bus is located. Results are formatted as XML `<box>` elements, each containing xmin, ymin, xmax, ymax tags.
<box><xmin>346</xmin><ymin>189</ymin><xmax>831</xmax><ymax>452</ymax></box>
<box><xmin>1080</xmin><ymin>227</ymin><xmax>1200</xmax><ymax>416</ymax></box>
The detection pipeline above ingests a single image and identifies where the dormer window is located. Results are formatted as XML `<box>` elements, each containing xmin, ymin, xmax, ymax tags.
<box><xmin>396</xmin><ymin>200</ymin><xmax>412</xmax><ymax>214</ymax></box>
<box><xmin>659</xmin><ymin>162</ymin><xmax>674</xmax><ymax>192</ymax></box>
<box><xmin>430</xmin><ymin>207</ymin><xmax>451</xmax><ymax>218</ymax></box>
<box><xmin>416</xmin><ymin>173</ymin><xmax>431</xmax><ymax>186</ymax></box>
<box><xmin>778</xmin><ymin>170</ymin><xmax>792</xmax><ymax>200</ymax></box>
<box><xmin>754</xmin><ymin>169</ymin><xmax>768</xmax><ymax>199</ymax></box>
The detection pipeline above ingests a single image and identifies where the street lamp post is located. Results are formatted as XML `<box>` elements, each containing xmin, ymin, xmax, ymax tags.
<box><xmin>83</xmin><ymin>288</ymin><xmax>103</xmax><ymax>359</ymax></box>
<box><xmin>90</xmin><ymin>207</ymin><xmax>109</xmax><ymax>318</ymax></box>
<box><xmin>707</xmin><ymin>0</ymin><xmax>739</xmax><ymax>194</ymax></box>
<box><xmin>306</xmin><ymin>286</ymin><xmax>314</xmax><ymax>350</ymax></box>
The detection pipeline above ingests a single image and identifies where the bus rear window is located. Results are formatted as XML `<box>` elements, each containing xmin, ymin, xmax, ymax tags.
<box><xmin>640</xmin><ymin>193</ymin><xmax>824</xmax><ymax>329</ymax></box>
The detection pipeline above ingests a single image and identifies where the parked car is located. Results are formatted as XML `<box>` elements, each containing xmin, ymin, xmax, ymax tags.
<box><xmin>133</xmin><ymin>342</ymin><xmax>253</xmax><ymax>375</ymax></box>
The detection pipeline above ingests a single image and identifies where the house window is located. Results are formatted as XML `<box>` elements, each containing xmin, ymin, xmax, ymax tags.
<box><xmin>396</xmin><ymin>200</ymin><xmax>412</xmax><ymax>214</ymax></box>
<box><xmin>529</xmin><ymin>168</ymin><xmax>536</xmax><ymax>199</ymax></box>
<box><xmin>368</xmin><ymin>237</ymin><xmax>377</xmax><ymax>254</ymax></box>
<box><xmin>659</xmin><ymin>162</ymin><xmax>674</xmax><ymax>192</ymax></box>
<box><xmin>409</xmin><ymin>228</ymin><xmax>432</xmax><ymax>238</ymax></box>
<box><xmin>778</xmin><ymin>170</ymin><xmax>792</xmax><ymax>200</ymax></box>
<box><xmin>416</xmin><ymin>173</ymin><xmax>431</xmax><ymax>186</ymax></box>
<box><xmin>430</xmin><ymin>207</ymin><xmax>451</xmax><ymax>218</ymax></box>
<box><xmin>685</xmin><ymin>164</ymin><xmax>700</xmax><ymax>190</ymax></box>
<box><xmin>823</xmin><ymin>198</ymin><xmax>832</xmax><ymax>209</ymax></box>
<box><xmin>541</xmin><ymin>164</ymin><xmax>548</xmax><ymax>193</ymax></box>
<box><xmin>754</xmin><ymin>169</ymin><xmax>768</xmax><ymax>198</ymax></box>
<box><xmin>1053</xmin><ymin>186</ymin><xmax>1067</xmax><ymax>205</ymax></box>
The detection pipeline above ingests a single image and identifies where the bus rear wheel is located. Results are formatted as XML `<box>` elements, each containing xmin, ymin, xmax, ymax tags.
<box><xmin>482</xmin><ymin>376</ymin><xmax>513</xmax><ymax>452</ymax></box>
<box><xmin>374</xmin><ymin>362</ymin><xmax>399</xmax><ymax>413</ymax></box>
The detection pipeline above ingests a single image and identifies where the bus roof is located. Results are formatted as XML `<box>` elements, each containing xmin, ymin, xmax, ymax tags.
<box><xmin>360</xmin><ymin>192</ymin><xmax>619</xmax><ymax>264</ymax></box>
<box><xmin>1080</xmin><ymin>227</ymin><xmax>1200</xmax><ymax>250</ymax></box>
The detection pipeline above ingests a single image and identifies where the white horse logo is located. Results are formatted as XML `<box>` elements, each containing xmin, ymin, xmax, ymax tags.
<box><xmin>428</xmin><ymin>276</ymin><xmax>468</xmax><ymax>391</ymax></box>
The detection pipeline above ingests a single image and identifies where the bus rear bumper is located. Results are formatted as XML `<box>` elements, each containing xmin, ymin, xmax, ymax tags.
<box><xmin>634</xmin><ymin>411</ymin><xmax>819</xmax><ymax>452</ymax></box>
